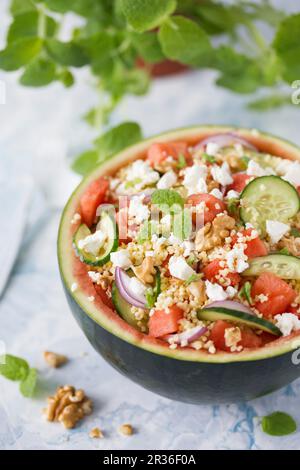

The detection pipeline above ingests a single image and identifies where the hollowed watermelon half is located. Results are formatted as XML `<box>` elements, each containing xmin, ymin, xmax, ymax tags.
<box><xmin>58</xmin><ymin>125</ymin><xmax>300</xmax><ymax>404</ymax></box>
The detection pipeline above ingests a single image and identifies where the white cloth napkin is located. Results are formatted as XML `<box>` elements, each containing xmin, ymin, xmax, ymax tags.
<box><xmin>0</xmin><ymin>177</ymin><xmax>33</xmax><ymax>298</ymax></box>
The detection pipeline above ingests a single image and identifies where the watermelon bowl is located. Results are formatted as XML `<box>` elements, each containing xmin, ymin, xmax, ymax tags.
<box><xmin>58</xmin><ymin>125</ymin><xmax>300</xmax><ymax>404</ymax></box>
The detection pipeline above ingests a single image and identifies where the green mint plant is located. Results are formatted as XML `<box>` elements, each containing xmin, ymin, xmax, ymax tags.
<box><xmin>1</xmin><ymin>0</ymin><xmax>299</xmax><ymax>175</ymax></box>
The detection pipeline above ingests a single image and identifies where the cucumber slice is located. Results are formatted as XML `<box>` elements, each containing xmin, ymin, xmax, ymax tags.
<box><xmin>240</xmin><ymin>176</ymin><xmax>299</xmax><ymax>234</ymax></box>
<box><xmin>73</xmin><ymin>212</ymin><xmax>118</xmax><ymax>266</ymax></box>
<box><xmin>242</xmin><ymin>253</ymin><xmax>300</xmax><ymax>280</ymax></box>
<box><xmin>112</xmin><ymin>282</ymin><xmax>147</xmax><ymax>332</ymax></box>
<box><xmin>198</xmin><ymin>307</ymin><xmax>281</xmax><ymax>336</ymax></box>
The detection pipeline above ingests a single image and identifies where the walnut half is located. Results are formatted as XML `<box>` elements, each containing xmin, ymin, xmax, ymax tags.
<box><xmin>195</xmin><ymin>214</ymin><xmax>235</xmax><ymax>252</ymax></box>
<box><xmin>132</xmin><ymin>257</ymin><xmax>156</xmax><ymax>284</ymax></box>
<box><xmin>44</xmin><ymin>385</ymin><xmax>93</xmax><ymax>429</ymax></box>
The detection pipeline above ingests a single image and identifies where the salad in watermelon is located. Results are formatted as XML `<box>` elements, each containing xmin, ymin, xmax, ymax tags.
<box><xmin>69</xmin><ymin>130</ymin><xmax>300</xmax><ymax>355</ymax></box>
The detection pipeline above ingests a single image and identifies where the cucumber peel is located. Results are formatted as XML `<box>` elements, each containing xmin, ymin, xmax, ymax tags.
<box><xmin>198</xmin><ymin>307</ymin><xmax>281</xmax><ymax>336</ymax></box>
<box><xmin>243</xmin><ymin>253</ymin><xmax>300</xmax><ymax>280</ymax></box>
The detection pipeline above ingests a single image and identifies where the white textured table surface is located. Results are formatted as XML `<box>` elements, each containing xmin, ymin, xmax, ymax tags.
<box><xmin>1</xmin><ymin>0</ymin><xmax>300</xmax><ymax>450</ymax></box>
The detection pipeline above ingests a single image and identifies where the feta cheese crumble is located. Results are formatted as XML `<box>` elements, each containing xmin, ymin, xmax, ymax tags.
<box><xmin>110</xmin><ymin>249</ymin><xmax>131</xmax><ymax>269</ymax></box>
<box><xmin>117</xmin><ymin>159</ymin><xmax>159</xmax><ymax>193</ymax></box>
<box><xmin>226</xmin><ymin>189</ymin><xmax>240</xmax><ymax>199</ymax></box>
<box><xmin>183</xmin><ymin>164</ymin><xmax>208</xmax><ymax>195</ymax></box>
<box><xmin>182</xmin><ymin>241</ymin><xmax>195</xmax><ymax>257</ymax></box>
<box><xmin>205</xmin><ymin>280</ymin><xmax>237</xmax><ymax>301</ymax></box>
<box><xmin>210</xmin><ymin>188</ymin><xmax>223</xmax><ymax>200</ymax></box>
<box><xmin>282</xmin><ymin>161</ymin><xmax>300</xmax><ymax>187</ymax></box>
<box><xmin>274</xmin><ymin>313</ymin><xmax>300</xmax><ymax>336</ymax></box>
<box><xmin>226</xmin><ymin>245</ymin><xmax>249</xmax><ymax>273</ymax></box>
<box><xmin>128</xmin><ymin>196</ymin><xmax>149</xmax><ymax>224</ymax></box>
<box><xmin>168</xmin><ymin>256</ymin><xmax>196</xmax><ymax>281</ymax></box>
<box><xmin>157</xmin><ymin>170</ymin><xmax>177</xmax><ymax>189</ymax></box>
<box><xmin>211</xmin><ymin>162</ymin><xmax>233</xmax><ymax>186</ymax></box>
<box><xmin>78</xmin><ymin>230</ymin><xmax>106</xmax><ymax>256</ymax></box>
<box><xmin>246</xmin><ymin>160</ymin><xmax>274</xmax><ymax>177</ymax></box>
<box><xmin>206</xmin><ymin>142</ymin><xmax>220</xmax><ymax>157</ymax></box>
<box><xmin>266</xmin><ymin>220</ymin><xmax>290</xmax><ymax>244</ymax></box>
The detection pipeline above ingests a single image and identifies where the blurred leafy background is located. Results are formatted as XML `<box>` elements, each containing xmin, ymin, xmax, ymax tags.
<box><xmin>1</xmin><ymin>0</ymin><xmax>300</xmax><ymax>175</ymax></box>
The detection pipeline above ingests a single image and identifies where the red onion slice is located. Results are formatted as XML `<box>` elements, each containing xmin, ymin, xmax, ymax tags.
<box><xmin>115</xmin><ymin>267</ymin><xmax>147</xmax><ymax>309</ymax></box>
<box><xmin>164</xmin><ymin>326</ymin><xmax>208</xmax><ymax>345</ymax></box>
<box><xmin>204</xmin><ymin>300</ymin><xmax>254</xmax><ymax>315</ymax></box>
<box><xmin>196</xmin><ymin>133</ymin><xmax>257</xmax><ymax>151</ymax></box>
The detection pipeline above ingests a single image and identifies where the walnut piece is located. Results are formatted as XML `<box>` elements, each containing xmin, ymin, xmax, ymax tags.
<box><xmin>187</xmin><ymin>279</ymin><xmax>206</xmax><ymax>304</ymax></box>
<box><xmin>195</xmin><ymin>214</ymin><xmax>235</xmax><ymax>251</ymax></box>
<box><xmin>89</xmin><ymin>427</ymin><xmax>104</xmax><ymax>439</ymax></box>
<box><xmin>132</xmin><ymin>257</ymin><xmax>156</xmax><ymax>284</ymax></box>
<box><xmin>44</xmin><ymin>385</ymin><xmax>93</xmax><ymax>429</ymax></box>
<box><xmin>44</xmin><ymin>351</ymin><xmax>68</xmax><ymax>368</ymax></box>
<box><xmin>118</xmin><ymin>423</ymin><xmax>134</xmax><ymax>436</ymax></box>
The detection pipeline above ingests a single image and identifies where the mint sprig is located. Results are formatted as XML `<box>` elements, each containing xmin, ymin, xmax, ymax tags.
<box><xmin>151</xmin><ymin>189</ymin><xmax>184</xmax><ymax>214</ymax></box>
<box><xmin>1</xmin><ymin>0</ymin><xmax>299</xmax><ymax>177</ymax></box>
<box><xmin>0</xmin><ymin>354</ymin><xmax>37</xmax><ymax>398</ymax></box>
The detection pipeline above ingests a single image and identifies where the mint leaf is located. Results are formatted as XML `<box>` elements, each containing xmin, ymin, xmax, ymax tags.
<box><xmin>71</xmin><ymin>150</ymin><xmax>99</xmax><ymax>176</ymax></box>
<box><xmin>176</xmin><ymin>153</ymin><xmax>187</xmax><ymax>169</ymax></box>
<box><xmin>10</xmin><ymin>0</ymin><xmax>37</xmax><ymax>15</ymax></box>
<box><xmin>214</xmin><ymin>46</ymin><xmax>261</xmax><ymax>94</ymax></box>
<box><xmin>7</xmin><ymin>12</ymin><xmax>57</xmax><ymax>43</ymax></box>
<box><xmin>58</xmin><ymin>69</ymin><xmax>74</xmax><ymax>88</ymax></box>
<box><xmin>130</xmin><ymin>32</ymin><xmax>165</xmax><ymax>63</ymax></box>
<box><xmin>0</xmin><ymin>354</ymin><xmax>29</xmax><ymax>381</ymax></box>
<box><xmin>121</xmin><ymin>0</ymin><xmax>176</xmax><ymax>33</ymax></box>
<box><xmin>20</xmin><ymin>58</ymin><xmax>56</xmax><ymax>86</ymax></box>
<box><xmin>187</xmin><ymin>254</ymin><xmax>196</xmax><ymax>266</ymax></box>
<box><xmin>95</xmin><ymin>122</ymin><xmax>143</xmax><ymax>161</ymax></box>
<box><xmin>78</xmin><ymin>31</ymin><xmax>116</xmax><ymax>75</ymax></box>
<box><xmin>261</xmin><ymin>412</ymin><xmax>297</xmax><ymax>436</ymax></box>
<box><xmin>44</xmin><ymin>0</ymin><xmax>111</xmax><ymax>19</ymax></box>
<box><xmin>291</xmin><ymin>227</ymin><xmax>300</xmax><ymax>238</ymax></box>
<box><xmin>151</xmin><ymin>189</ymin><xmax>184</xmax><ymax>214</ymax></box>
<box><xmin>273</xmin><ymin>14</ymin><xmax>300</xmax><ymax>82</ymax></box>
<box><xmin>279</xmin><ymin>247</ymin><xmax>290</xmax><ymax>255</ymax></box>
<box><xmin>240</xmin><ymin>156</ymin><xmax>250</xmax><ymax>170</ymax></box>
<box><xmin>238</xmin><ymin>281</ymin><xmax>252</xmax><ymax>305</ymax></box>
<box><xmin>184</xmin><ymin>273</ymin><xmax>202</xmax><ymax>286</ymax></box>
<box><xmin>145</xmin><ymin>270</ymin><xmax>161</xmax><ymax>307</ymax></box>
<box><xmin>248</xmin><ymin>94</ymin><xmax>291</xmax><ymax>111</ymax></box>
<box><xmin>159</xmin><ymin>16</ymin><xmax>212</xmax><ymax>66</ymax></box>
<box><xmin>0</xmin><ymin>37</ymin><xmax>42</xmax><ymax>71</ymax></box>
<box><xmin>20</xmin><ymin>368</ymin><xmax>37</xmax><ymax>398</ymax></box>
<box><xmin>45</xmin><ymin>39</ymin><xmax>88</xmax><ymax>67</ymax></box>
<box><xmin>72</xmin><ymin>122</ymin><xmax>142</xmax><ymax>176</ymax></box>
<box><xmin>202</xmin><ymin>153</ymin><xmax>216</xmax><ymax>163</ymax></box>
